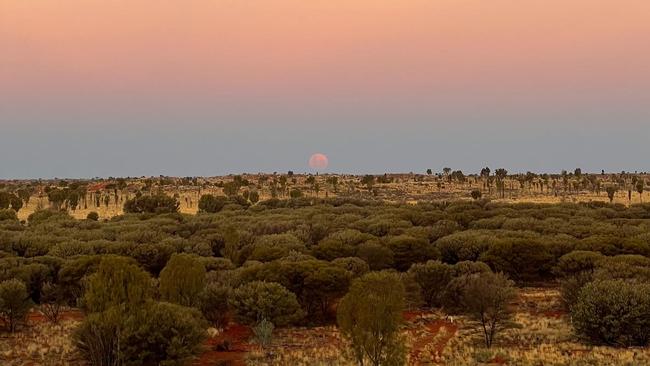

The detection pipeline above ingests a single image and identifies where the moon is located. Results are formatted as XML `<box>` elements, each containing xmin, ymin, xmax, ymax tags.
<box><xmin>309</xmin><ymin>153</ymin><xmax>329</xmax><ymax>170</ymax></box>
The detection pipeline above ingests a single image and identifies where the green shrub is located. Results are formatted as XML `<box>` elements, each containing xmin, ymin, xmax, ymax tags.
<box><xmin>198</xmin><ymin>283</ymin><xmax>230</xmax><ymax>328</ymax></box>
<box><xmin>0</xmin><ymin>279</ymin><xmax>33</xmax><ymax>332</ymax></box>
<box><xmin>159</xmin><ymin>253</ymin><xmax>206</xmax><ymax>307</ymax></box>
<box><xmin>230</xmin><ymin>281</ymin><xmax>304</xmax><ymax>326</ymax></box>
<box><xmin>573</xmin><ymin>280</ymin><xmax>650</xmax><ymax>347</ymax></box>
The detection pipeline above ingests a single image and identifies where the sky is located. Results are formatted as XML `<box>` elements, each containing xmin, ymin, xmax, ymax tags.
<box><xmin>1</xmin><ymin>0</ymin><xmax>649</xmax><ymax>178</ymax></box>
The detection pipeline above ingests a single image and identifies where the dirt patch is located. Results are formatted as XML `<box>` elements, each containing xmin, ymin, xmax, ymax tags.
<box><xmin>194</xmin><ymin>323</ymin><xmax>252</xmax><ymax>366</ymax></box>
<box><xmin>408</xmin><ymin>317</ymin><xmax>459</xmax><ymax>365</ymax></box>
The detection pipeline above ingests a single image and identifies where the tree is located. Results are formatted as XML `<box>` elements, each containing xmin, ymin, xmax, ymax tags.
<box><xmin>572</xmin><ymin>280</ymin><xmax>650</xmax><ymax>347</ymax></box>
<box><xmin>159</xmin><ymin>253</ymin><xmax>206</xmax><ymax>307</ymax></box>
<box><xmin>337</xmin><ymin>272</ymin><xmax>406</xmax><ymax>366</ymax></box>
<box><xmin>40</xmin><ymin>281</ymin><xmax>65</xmax><ymax>324</ymax></box>
<box><xmin>0</xmin><ymin>279</ymin><xmax>33</xmax><ymax>332</ymax></box>
<box><xmin>123</xmin><ymin>194</ymin><xmax>179</xmax><ymax>214</ymax></box>
<box><xmin>426</xmin><ymin>169</ymin><xmax>432</xmax><ymax>176</ymax></box>
<box><xmin>198</xmin><ymin>194</ymin><xmax>229</xmax><ymax>213</ymax></box>
<box><xmin>636</xmin><ymin>180</ymin><xmax>645</xmax><ymax>203</ymax></box>
<box><xmin>461</xmin><ymin>272</ymin><xmax>516</xmax><ymax>348</ymax></box>
<box><xmin>606</xmin><ymin>185</ymin><xmax>618</xmax><ymax>203</ymax></box>
<box><xmin>230</xmin><ymin>281</ymin><xmax>304</xmax><ymax>326</ymax></box>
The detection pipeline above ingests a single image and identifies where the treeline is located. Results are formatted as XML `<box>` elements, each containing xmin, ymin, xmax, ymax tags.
<box><xmin>1</xmin><ymin>196</ymin><xmax>650</xmax><ymax>364</ymax></box>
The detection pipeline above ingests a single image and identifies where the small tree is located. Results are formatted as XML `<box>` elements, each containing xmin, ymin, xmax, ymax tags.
<box><xmin>337</xmin><ymin>272</ymin><xmax>406</xmax><ymax>366</ymax></box>
<box><xmin>0</xmin><ymin>279</ymin><xmax>33</xmax><ymax>332</ymax></box>
<box><xmin>605</xmin><ymin>185</ymin><xmax>617</xmax><ymax>203</ymax></box>
<box><xmin>40</xmin><ymin>281</ymin><xmax>65</xmax><ymax>324</ymax></box>
<box><xmin>159</xmin><ymin>253</ymin><xmax>206</xmax><ymax>307</ymax></box>
<box><xmin>461</xmin><ymin>272</ymin><xmax>516</xmax><ymax>348</ymax></box>
<box><xmin>636</xmin><ymin>180</ymin><xmax>645</xmax><ymax>203</ymax></box>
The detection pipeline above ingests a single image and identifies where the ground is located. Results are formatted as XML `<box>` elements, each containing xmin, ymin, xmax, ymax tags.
<box><xmin>2</xmin><ymin>288</ymin><xmax>649</xmax><ymax>365</ymax></box>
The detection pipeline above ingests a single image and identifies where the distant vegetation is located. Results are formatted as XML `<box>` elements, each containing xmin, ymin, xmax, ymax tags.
<box><xmin>0</xmin><ymin>170</ymin><xmax>649</xmax><ymax>364</ymax></box>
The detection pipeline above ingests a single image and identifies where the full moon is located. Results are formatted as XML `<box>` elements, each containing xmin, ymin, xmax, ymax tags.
<box><xmin>309</xmin><ymin>153</ymin><xmax>329</xmax><ymax>170</ymax></box>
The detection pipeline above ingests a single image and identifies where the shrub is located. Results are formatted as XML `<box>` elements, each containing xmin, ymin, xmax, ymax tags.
<box><xmin>40</xmin><ymin>281</ymin><xmax>65</xmax><ymax>324</ymax></box>
<box><xmin>87</xmin><ymin>212</ymin><xmax>100</xmax><ymax>221</ymax></box>
<box><xmin>159</xmin><ymin>253</ymin><xmax>206</xmax><ymax>307</ymax></box>
<box><xmin>356</xmin><ymin>242</ymin><xmax>394</xmax><ymax>270</ymax></box>
<box><xmin>572</xmin><ymin>280</ymin><xmax>650</xmax><ymax>347</ymax></box>
<box><xmin>332</xmin><ymin>257</ymin><xmax>370</xmax><ymax>277</ymax></box>
<box><xmin>83</xmin><ymin>256</ymin><xmax>152</xmax><ymax>313</ymax></box>
<box><xmin>230</xmin><ymin>281</ymin><xmax>304</xmax><ymax>326</ymax></box>
<box><xmin>0</xmin><ymin>279</ymin><xmax>33</xmax><ymax>332</ymax></box>
<box><xmin>123</xmin><ymin>195</ymin><xmax>179</xmax><ymax>214</ymax></box>
<box><xmin>121</xmin><ymin>302</ymin><xmax>207</xmax><ymax>365</ymax></box>
<box><xmin>198</xmin><ymin>283</ymin><xmax>230</xmax><ymax>328</ymax></box>
<box><xmin>337</xmin><ymin>271</ymin><xmax>406</xmax><ymax>366</ymax></box>
<box><xmin>75</xmin><ymin>302</ymin><xmax>207</xmax><ymax>366</ymax></box>
<box><xmin>198</xmin><ymin>194</ymin><xmax>229</xmax><ymax>213</ymax></box>
<box><xmin>407</xmin><ymin>260</ymin><xmax>455</xmax><ymax>307</ymax></box>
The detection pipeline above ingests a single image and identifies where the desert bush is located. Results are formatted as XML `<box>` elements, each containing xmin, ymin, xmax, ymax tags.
<box><xmin>332</xmin><ymin>257</ymin><xmax>370</xmax><ymax>277</ymax></box>
<box><xmin>356</xmin><ymin>242</ymin><xmax>394</xmax><ymax>270</ymax></box>
<box><xmin>198</xmin><ymin>194</ymin><xmax>229</xmax><ymax>213</ymax></box>
<box><xmin>386</xmin><ymin>235</ymin><xmax>438</xmax><ymax>271</ymax></box>
<box><xmin>253</xmin><ymin>318</ymin><xmax>275</xmax><ymax>347</ymax></box>
<box><xmin>572</xmin><ymin>280</ymin><xmax>650</xmax><ymax>347</ymax></box>
<box><xmin>198</xmin><ymin>283</ymin><xmax>230</xmax><ymax>328</ymax></box>
<box><xmin>230</xmin><ymin>281</ymin><xmax>304</xmax><ymax>326</ymax></box>
<box><xmin>0</xmin><ymin>278</ymin><xmax>33</xmax><ymax>332</ymax></box>
<box><xmin>83</xmin><ymin>256</ymin><xmax>152</xmax><ymax>313</ymax></box>
<box><xmin>337</xmin><ymin>271</ymin><xmax>406</xmax><ymax>366</ymax></box>
<box><xmin>159</xmin><ymin>253</ymin><xmax>206</xmax><ymax>307</ymax></box>
<box><xmin>120</xmin><ymin>302</ymin><xmax>207</xmax><ymax>365</ymax></box>
<box><xmin>87</xmin><ymin>211</ymin><xmax>100</xmax><ymax>221</ymax></box>
<box><xmin>408</xmin><ymin>260</ymin><xmax>455</xmax><ymax>307</ymax></box>
<box><xmin>40</xmin><ymin>281</ymin><xmax>65</xmax><ymax>324</ymax></box>
<box><xmin>123</xmin><ymin>194</ymin><xmax>179</xmax><ymax>214</ymax></box>
<box><xmin>75</xmin><ymin>302</ymin><xmax>206</xmax><ymax>366</ymax></box>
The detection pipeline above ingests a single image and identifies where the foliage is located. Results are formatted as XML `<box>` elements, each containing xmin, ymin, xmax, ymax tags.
<box><xmin>230</xmin><ymin>281</ymin><xmax>304</xmax><ymax>326</ymax></box>
<box><xmin>337</xmin><ymin>271</ymin><xmax>406</xmax><ymax>366</ymax></box>
<box><xmin>572</xmin><ymin>280</ymin><xmax>650</xmax><ymax>347</ymax></box>
<box><xmin>123</xmin><ymin>194</ymin><xmax>179</xmax><ymax>214</ymax></box>
<box><xmin>460</xmin><ymin>272</ymin><xmax>516</xmax><ymax>348</ymax></box>
<box><xmin>0</xmin><ymin>279</ymin><xmax>33</xmax><ymax>332</ymax></box>
<box><xmin>159</xmin><ymin>253</ymin><xmax>206</xmax><ymax>307</ymax></box>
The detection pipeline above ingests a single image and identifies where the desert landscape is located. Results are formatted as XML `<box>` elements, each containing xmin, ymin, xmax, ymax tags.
<box><xmin>3</xmin><ymin>0</ymin><xmax>649</xmax><ymax>364</ymax></box>
<box><xmin>1</xmin><ymin>171</ymin><xmax>650</xmax><ymax>365</ymax></box>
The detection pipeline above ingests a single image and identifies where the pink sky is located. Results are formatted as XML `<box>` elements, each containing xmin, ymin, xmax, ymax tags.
<box><xmin>2</xmin><ymin>0</ymin><xmax>650</xmax><ymax>121</ymax></box>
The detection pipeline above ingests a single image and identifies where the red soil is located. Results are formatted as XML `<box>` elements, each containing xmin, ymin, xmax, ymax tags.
<box><xmin>27</xmin><ymin>309</ymin><xmax>85</xmax><ymax>324</ymax></box>
<box><xmin>409</xmin><ymin>318</ymin><xmax>459</xmax><ymax>365</ymax></box>
<box><xmin>194</xmin><ymin>323</ymin><xmax>252</xmax><ymax>366</ymax></box>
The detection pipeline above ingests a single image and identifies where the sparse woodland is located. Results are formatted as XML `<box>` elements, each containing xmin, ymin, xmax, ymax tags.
<box><xmin>0</xmin><ymin>170</ymin><xmax>649</xmax><ymax>365</ymax></box>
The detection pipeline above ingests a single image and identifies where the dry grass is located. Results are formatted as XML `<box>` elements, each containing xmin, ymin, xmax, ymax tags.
<box><xmin>0</xmin><ymin>318</ymin><xmax>83</xmax><ymax>366</ymax></box>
